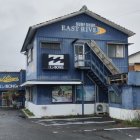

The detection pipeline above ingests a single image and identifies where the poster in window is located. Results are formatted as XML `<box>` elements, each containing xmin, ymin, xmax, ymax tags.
<box><xmin>52</xmin><ymin>86</ymin><xmax>72</xmax><ymax>103</ymax></box>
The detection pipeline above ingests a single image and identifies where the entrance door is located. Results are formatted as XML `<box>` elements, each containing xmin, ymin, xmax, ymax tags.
<box><xmin>1</xmin><ymin>92</ymin><xmax>12</xmax><ymax>107</ymax></box>
<box><xmin>74</xmin><ymin>44</ymin><xmax>85</xmax><ymax>67</ymax></box>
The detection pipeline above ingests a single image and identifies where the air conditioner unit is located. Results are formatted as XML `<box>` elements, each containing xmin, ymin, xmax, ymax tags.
<box><xmin>95</xmin><ymin>103</ymin><xmax>108</xmax><ymax>114</ymax></box>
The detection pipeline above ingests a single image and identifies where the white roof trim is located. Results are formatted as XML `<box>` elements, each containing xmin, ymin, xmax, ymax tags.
<box><xmin>21</xmin><ymin>81</ymin><xmax>82</xmax><ymax>86</ymax></box>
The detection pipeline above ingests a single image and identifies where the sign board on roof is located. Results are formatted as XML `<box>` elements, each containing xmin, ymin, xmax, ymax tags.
<box><xmin>61</xmin><ymin>22</ymin><xmax>106</xmax><ymax>35</ymax></box>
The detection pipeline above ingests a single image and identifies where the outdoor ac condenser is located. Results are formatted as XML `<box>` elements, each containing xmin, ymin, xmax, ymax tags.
<box><xmin>95</xmin><ymin>103</ymin><xmax>108</xmax><ymax>114</ymax></box>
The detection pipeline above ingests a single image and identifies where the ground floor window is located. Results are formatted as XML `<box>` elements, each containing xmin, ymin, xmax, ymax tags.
<box><xmin>52</xmin><ymin>85</ymin><xmax>73</xmax><ymax>103</ymax></box>
<box><xmin>26</xmin><ymin>87</ymin><xmax>33</xmax><ymax>102</ymax></box>
<box><xmin>109</xmin><ymin>91</ymin><xmax>122</xmax><ymax>104</ymax></box>
<box><xmin>76</xmin><ymin>85</ymin><xmax>95</xmax><ymax>102</ymax></box>
<box><xmin>0</xmin><ymin>90</ymin><xmax>25</xmax><ymax>108</ymax></box>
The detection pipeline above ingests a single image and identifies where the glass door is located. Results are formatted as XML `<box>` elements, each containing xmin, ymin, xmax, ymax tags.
<box><xmin>74</xmin><ymin>44</ymin><xmax>85</xmax><ymax>67</ymax></box>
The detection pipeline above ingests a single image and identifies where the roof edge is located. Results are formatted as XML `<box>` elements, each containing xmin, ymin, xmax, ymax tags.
<box><xmin>21</xmin><ymin>6</ymin><xmax>135</xmax><ymax>52</ymax></box>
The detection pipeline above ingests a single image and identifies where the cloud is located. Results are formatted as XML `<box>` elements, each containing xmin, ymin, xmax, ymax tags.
<box><xmin>0</xmin><ymin>0</ymin><xmax>139</xmax><ymax>71</ymax></box>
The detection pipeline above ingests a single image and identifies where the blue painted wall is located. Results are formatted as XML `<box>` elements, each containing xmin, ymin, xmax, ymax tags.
<box><xmin>26</xmin><ymin>39</ymin><xmax>37</xmax><ymax>80</ymax></box>
<box><xmin>109</xmin><ymin>85</ymin><xmax>140</xmax><ymax>110</ymax></box>
<box><xmin>26</xmin><ymin>13</ymin><xmax>129</xmax><ymax>81</ymax></box>
<box><xmin>25</xmin><ymin>13</ymin><xmax>130</xmax><ymax>105</ymax></box>
<box><xmin>128</xmin><ymin>71</ymin><xmax>140</xmax><ymax>86</ymax></box>
<box><xmin>132</xmin><ymin>86</ymin><xmax>140</xmax><ymax>109</ymax></box>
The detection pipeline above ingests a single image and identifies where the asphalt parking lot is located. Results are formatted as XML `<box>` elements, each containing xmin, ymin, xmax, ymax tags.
<box><xmin>0</xmin><ymin>108</ymin><xmax>140</xmax><ymax>140</ymax></box>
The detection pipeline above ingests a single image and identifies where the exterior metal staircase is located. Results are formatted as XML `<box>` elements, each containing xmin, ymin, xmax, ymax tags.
<box><xmin>108</xmin><ymin>84</ymin><xmax>122</xmax><ymax>95</ymax></box>
<box><xmin>74</xmin><ymin>39</ymin><xmax>122</xmax><ymax>95</ymax></box>
<box><xmin>86</xmin><ymin>40</ymin><xmax>120</xmax><ymax>75</ymax></box>
<box><xmin>86</xmin><ymin>56</ymin><xmax>108</xmax><ymax>92</ymax></box>
<box><xmin>85</xmin><ymin>40</ymin><xmax>122</xmax><ymax>94</ymax></box>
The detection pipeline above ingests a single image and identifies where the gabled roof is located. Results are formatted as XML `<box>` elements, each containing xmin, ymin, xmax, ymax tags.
<box><xmin>21</xmin><ymin>5</ymin><xmax>135</xmax><ymax>52</ymax></box>
<box><xmin>129</xmin><ymin>51</ymin><xmax>140</xmax><ymax>58</ymax></box>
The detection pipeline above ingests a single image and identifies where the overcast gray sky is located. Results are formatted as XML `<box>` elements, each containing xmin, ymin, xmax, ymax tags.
<box><xmin>0</xmin><ymin>0</ymin><xmax>139</xmax><ymax>71</ymax></box>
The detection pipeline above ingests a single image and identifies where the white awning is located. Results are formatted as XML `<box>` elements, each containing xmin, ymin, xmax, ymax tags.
<box><xmin>21</xmin><ymin>81</ymin><xmax>82</xmax><ymax>86</ymax></box>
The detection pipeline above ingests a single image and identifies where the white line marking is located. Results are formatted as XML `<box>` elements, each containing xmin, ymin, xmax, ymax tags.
<box><xmin>84</xmin><ymin>130</ymin><xmax>93</xmax><ymax>132</ymax></box>
<box><xmin>104</xmin><ymin>127</ymin><xmax>139</xmax><ymax>131</ymax></box>
<box><xmin>36</xmin><ymin>116</ymin><xmax>102</xmax><ymax>122</ymax></box>
<box><xmin>35</xmin><ymin>121</ymin><xmax>115</xmax><ymax>126</ymax></box>
<box><xmin>52</xmin><ymin>131</ymin><xmax>58</xmax><ymax>134</ymax></box>
<box><xmin>128</xmin><ymin>134</ymin><xmax>133</xmax><ymax>137</ymax></box>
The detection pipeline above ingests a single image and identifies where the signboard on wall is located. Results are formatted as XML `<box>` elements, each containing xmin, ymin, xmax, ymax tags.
<box><xmin>0</xmin><ymin>73</ymin><xmax>20</xmax><ymax>90</ymax></box>
<box><xmin>61</xmin><ymin>22</ymin><xmax>106</xmax><ymax>35</ymax></box>
<box><xmin>42</xmin><ymin>54</ymin><xmax>69</xmax><ymax>70</ymax></box>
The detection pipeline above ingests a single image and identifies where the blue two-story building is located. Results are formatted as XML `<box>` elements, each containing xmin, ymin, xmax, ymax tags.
<box><xmin>21</xmin><ymin>6</ymin><xmax>138</xmax><ymax>119</ymax></box>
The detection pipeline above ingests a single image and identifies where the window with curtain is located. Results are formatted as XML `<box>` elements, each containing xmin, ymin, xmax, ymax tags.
<box><xmin>108</xmin><ymin>44</ymin><xmax>125</xmax><ymax>58</ymax></box>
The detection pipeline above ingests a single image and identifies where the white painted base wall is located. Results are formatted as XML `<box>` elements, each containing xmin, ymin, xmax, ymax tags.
<box><xmin>109</xmin><ymin>107</ymin><xmax>140</xmax><ymax>120</ymax></box>
<box><xmin>25</xmin><ymin>101</ymin><xmax>95</xmax><ymax>118</ymax></box>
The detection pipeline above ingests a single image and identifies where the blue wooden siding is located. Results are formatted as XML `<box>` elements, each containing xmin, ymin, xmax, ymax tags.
<box><xmin>36</xmin><ymin>14</ymin><xmax>128</xmax><ymax>41</ymax></box>
<box><xmin>36</xmin><ymin>85</ymin><xmax>76</xmax><ymax>105</ymax></box>
<box><xmin>133</xmin><ymin>87</ymin><xmax>140</xmax><ymax>109</ymax></box>
<box><xmin>26</xmin><ymin>13</ymin><xmax>129</xmax><ymax>81</ymax></box>
<box><xmin>128</xmin><ymin>71</ymin><xmax>140</xmax><ymax>86</ymax></box>
<box><xmin>36</xmin><ymin>37</ymin><xmax>81</xmax><ymax>81</ymax></box>
<box><xmin>26</xmin><ymin>39</ymin><xmax>37</xmax><ymax>80</ymax></box>
<box><xmin>25</xmin><ymin>13</ymin><xmax>131</xmax><ymax>106</ymax></box>
<box><xmin>109</xmin><ymin>85</ymin><xmax>140</xmax><ymax>110</ymax></box>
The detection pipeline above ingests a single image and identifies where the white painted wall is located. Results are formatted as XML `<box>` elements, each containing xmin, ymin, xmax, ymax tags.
<box><xmin>129</xmin><ymin>53</ymin><xmax>140</xmax><ymax>64</ymax></box>
<box><xmin>109</xmin><ymin>107</ymin><xmax>140</xmax><ymax>120</ymax></box>
<box><xmin>25</xmin><ymin>101</ymin><xmax>95</xmax><ymax>118</ymax></box>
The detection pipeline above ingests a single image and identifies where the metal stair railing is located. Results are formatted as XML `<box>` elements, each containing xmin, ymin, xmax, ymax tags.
<box><xmin>86</xmin><ymin>40</ymin><xmax>120</xmax><ymax>75</ymax></box>
<box><xmin>90</xmin><ymin>60</ymin><xmax>107</xmax><ymax>84</ymax></box>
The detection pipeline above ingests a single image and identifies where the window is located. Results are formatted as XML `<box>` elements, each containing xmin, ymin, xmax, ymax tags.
<box><xmin>26</xmin><ymin>87</ymin><xmax>33</xmax><ymax>102</ymax></box>
<box><xmin>41</xmin><ymin>42</ymin><xmax>61</xmax><ymax>50</ymax></box>
<box><xmin>52</xmin><ymin>86</ymin><xmax>73</xmax><ymax>103</ymax></box>
<box><xmin>108</xmin><ymin>44</ymin><xmax>125</xmax><ymax>58</ymax></box>
<box><xmin>76</xmin><ymin>85</ymin><xmax>95</xmax><ymax>102</ymax></box>
<box><xmin>109</xmin><ymin>91</ymin><xmax>122</xmax><ymax>104</ymax></box>
<box><xmin>27</xmin><ymin>48</ymin><xmax>33</xmax><ymax>64</ymax></box>
<box><xmin>74</xmin><ymin>44</ymin><xmax>84</xmax><ymax>55</ymax></box>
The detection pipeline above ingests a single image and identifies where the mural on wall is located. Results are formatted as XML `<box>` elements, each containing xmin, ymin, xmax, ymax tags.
<box><xmin>0</xmin><ymin>73</ymin><xmax>20</xmax><ymax>90</ymax></box>
<box><xmin>42</xmin><ymin>54</ymin><xmax>69</xmax><ymax>70</ymax></box>
<box><xmin>61</xmin><ymin>22</ymin><xmax>106</xmax><ymax>35</ymax></box>
<box><xmin>52</xmin><ymin>86</ymin><xmax>72</xmax><ymax>103</ymax></box>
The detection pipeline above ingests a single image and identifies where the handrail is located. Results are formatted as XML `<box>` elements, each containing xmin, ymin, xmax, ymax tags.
<box><xmin>90</xmin><ymin>60</ymin><xmax>107</xmax><ymax>83</ymax></box>
<box><xmin>86</xmin><ymin>40</ymin><xmax>120</xmax><ymax>75</ymax></box>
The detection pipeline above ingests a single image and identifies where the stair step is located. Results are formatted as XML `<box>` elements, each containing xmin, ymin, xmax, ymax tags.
<box><xmin>86</xmin><ymin>40</ymin><xmax>120</xmax><ymax>75</ymax></box>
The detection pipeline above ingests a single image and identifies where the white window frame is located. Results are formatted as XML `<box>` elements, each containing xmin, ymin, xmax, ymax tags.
<box><xmin>107</xmin><ymin>44</ymin><xmax>125</xmax><ymax>58</ymax></box>
<box><xmin>27</xmin><ymin>48</ymin><xmax>33</xmax><ymax>64</ymax></box>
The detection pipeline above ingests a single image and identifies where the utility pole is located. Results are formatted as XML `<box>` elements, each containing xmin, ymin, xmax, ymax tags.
<box><xmin>81</xmin><ymin>71</ymin><xmax>84</xmax><ymax>116</ymax></box>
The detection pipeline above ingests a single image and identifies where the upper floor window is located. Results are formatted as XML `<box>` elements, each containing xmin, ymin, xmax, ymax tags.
<box><xmin>41</xmin><ymin>42</ymin><xmax>61</xmax><ymax>50</ymax></box>
<box><xmin>108</xmin><ymin>44</ymin><xmax>125</xmax><ymax>58</ymax></box>
<box><xmin>27</xmin><ymin>48</ymin><xmax>33</xmax><ymax>64</ymax></box>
